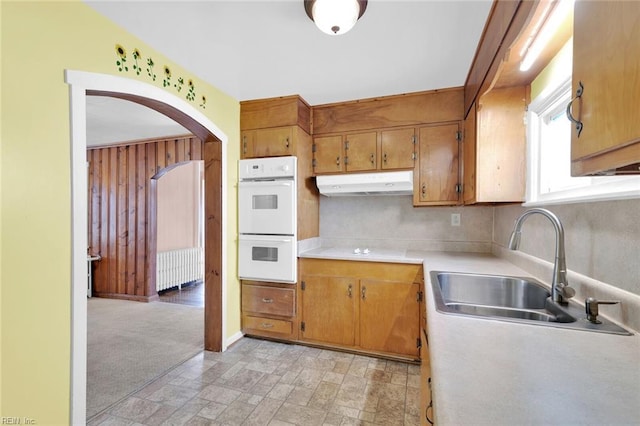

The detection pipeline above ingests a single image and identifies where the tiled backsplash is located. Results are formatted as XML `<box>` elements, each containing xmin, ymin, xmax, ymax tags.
<box><xmin>319</xmin><ymin>195</ymin><xmax>494</xmax><ymax>252</ymax></box>
<box><xmin>493</xmin><ymin>200</ymin><xmax>640</xmax><ymax>297</ymax></box>
<box><xmin>319</xmin><ymin>196</ymin><xmax>639</xmax><ymax>298</ymax></box>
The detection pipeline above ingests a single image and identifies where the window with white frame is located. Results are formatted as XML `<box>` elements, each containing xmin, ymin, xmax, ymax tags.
<box><xmin>526</xmin><ymin>54</ymin><xmax>640</xmax><ymax>205</ymax></box>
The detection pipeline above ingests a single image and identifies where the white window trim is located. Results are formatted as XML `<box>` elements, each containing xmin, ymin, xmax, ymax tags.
<box><xmin>525</xmin><ymin>77</ymin><xmax>640</xmax><ymax>206</ymax></box>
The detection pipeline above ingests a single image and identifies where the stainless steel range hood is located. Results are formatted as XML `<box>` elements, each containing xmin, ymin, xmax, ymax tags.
<box><xmin>316</xmin><ymin>170</ymin><xmax>414</xmax><ymax>196</ymax></box>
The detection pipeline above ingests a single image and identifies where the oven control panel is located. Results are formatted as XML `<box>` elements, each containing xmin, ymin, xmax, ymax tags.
<box><xmin>239</xmin><ymin>156</ymin><xmax>297</xmax><ymax>180</ymax></box>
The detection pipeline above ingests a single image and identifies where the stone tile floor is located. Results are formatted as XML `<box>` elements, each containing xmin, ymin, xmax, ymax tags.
<box><xmin>88</xmin><ymin>337</ymin><xmax>421</xmax><ymax>425</ymax></box>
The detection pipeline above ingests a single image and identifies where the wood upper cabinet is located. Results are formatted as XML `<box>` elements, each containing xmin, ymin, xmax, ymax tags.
<box><xmin>240</xmin><ymin>95</ymin><xmax>311</xmax><ymax>160</ymax></box>
<box><xmin>414</xmin><ymin>123</ymin><xmax>461</xmax><ymax>206</ymax></box>
<box><xmin>313</xmin><ymin>135</ymin><xmax>345</xmax><ymax>174</ymax></box>
<box><xmin>381</xmin><ymin>128</ymin><xmax>416</xmax><ymax>170</ymax></box>
<box><xmin>299</xmin><ymin>258</ymin><xmax>423</xmax><ymax>360</ymax></box>
<box><xmin>345</xmin><ymin>131</ymin><xmax>378</xmax><ymax>172</ymax></box>
<box><xmin>570</xmin><ymin>0</ymin><xmax>640</xmax><ymax>176</ymax></box>
<box><xmin>462</xmin><ymin>86</ymin><xmax>526</xmax><ymax>204</ymax></box>
<box><xmin>312</xmin><ymin>129</ymin><xmax>413</xmax><ymax>175</ymax></box>
<box><xmin>242</xmin><ymin>126</ymin><xmax>294</xmax><ymax>158</ymax></box>
<box><xmin>312</xmin><ymin>88</ymin><xmax>462</xmax><ymax>176</ymax></box>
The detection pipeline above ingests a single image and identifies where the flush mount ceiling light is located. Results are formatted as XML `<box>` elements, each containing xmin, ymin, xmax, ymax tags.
<box><xmin>304</xmin><ymin>0</ymin><xmax>368</xmax><ymax>36</ymax></box>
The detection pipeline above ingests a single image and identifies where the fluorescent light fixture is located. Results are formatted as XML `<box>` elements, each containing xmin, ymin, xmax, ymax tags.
<box><xmin>304</xmin><ymin>0</ymin><xmax>368</xmax><ymax>36</ymax></box>
<box><xmin>520</xmin><ymin>0</ymin><xmax>574</xmax><ymax>72</ymax></box>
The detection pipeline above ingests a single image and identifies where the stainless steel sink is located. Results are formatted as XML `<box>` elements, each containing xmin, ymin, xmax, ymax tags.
<box><xmin>431</xmin><ymin>271</ymin><xmax>632</xmax><ymax>335</ymax></box>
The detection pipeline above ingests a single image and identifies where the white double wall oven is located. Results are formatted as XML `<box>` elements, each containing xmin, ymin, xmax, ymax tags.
<box><xmin>238</xmin><ymin>156</ymin><xmax>297</xmax><ymax>284</ymax></box>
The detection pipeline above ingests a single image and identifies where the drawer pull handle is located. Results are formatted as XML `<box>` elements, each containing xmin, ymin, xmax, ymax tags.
<box><xmin>261</xmin><ymin>298</ymin><xmax>274</xmax><ymax>303</ymax></box>
<box><xmin>361</xmin><ymin>286</ymin><xmax>366</xmax><ymax>300</ymax></box>
<box><xmin>348</xmin><ymin>284</ymin><xmax>353</xmax><ymax>298</ymax></box>
<box><xmin>260</xmin><ymin>322</ymin><xmax>274</xmax><ymax>329</ymax></box>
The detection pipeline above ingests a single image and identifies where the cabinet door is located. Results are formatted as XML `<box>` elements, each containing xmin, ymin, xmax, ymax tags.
<box><xmin>475</xmin><ymin>87</ymin><xmax>525</xmax><ymax>202</ymax></box>
<box><xmin>313</xmin><ymin>135</ymin><xmax>345</xmax><ymax>174</ymax></box>
<box><xmin>252</xmin><ymin>127</ymin><xmax>294</xmax><ymax>157</ymax></box>
<box><xmin>414</xmin><ymin>123</ymin><xmax>460</xmax><ymax>206</ymax></box>
<box><xmin>359</xmin><ymin>280</ymin><xmax>420</xmax><ymax>358</ymax></box>
<box><xmin>381</xmin><ymin>128</ymin><xmax>416</xmax><ymax>170</ymax></box>
<box><xmin>462</xmin><ymin>102</ymin><xmax>477</xmax><ymax>204</ymax></box>
<box><xmin>571</xmin><ymin>1</ymin><xmax>640</xmax><ymax>175</ymax></box>
<box><xmin>345</xmin><ymin>131</ymin><xmax>377</xmax><ymax>172</ymax></box>
<box><xmin>241</xmin><ymin>130</ymin><xmax>255</xmax><ymax>159</ymax></box>
<box><xmin>300</xmin><ymin>275</ymin><xmax>355</xmax><ymax>346</ymax></box>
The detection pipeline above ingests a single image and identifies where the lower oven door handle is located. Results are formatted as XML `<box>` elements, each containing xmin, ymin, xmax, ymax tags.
<box><xmin>239</xmin><ymin>236</ymin><xmax>293</xmax><ymax>244</ymax></box>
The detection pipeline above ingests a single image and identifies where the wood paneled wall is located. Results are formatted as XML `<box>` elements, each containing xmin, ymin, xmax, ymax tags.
<box><xmin>87</xmin><ymin>135</ymin><xmax>203</xmax><ymax>301</ymax></box>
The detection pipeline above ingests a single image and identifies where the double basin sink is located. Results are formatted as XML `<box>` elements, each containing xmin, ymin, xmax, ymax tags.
<box><xmin>431</xmin><ymin>271</ymin><xmax>632</xmax><ymax>335</ymax></box>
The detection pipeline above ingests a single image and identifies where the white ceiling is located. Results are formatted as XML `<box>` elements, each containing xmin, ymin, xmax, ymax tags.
<box><xmin>84</xmin><ymin>0</ymin><xmax>493</xmax><ymax>145</ymax></box>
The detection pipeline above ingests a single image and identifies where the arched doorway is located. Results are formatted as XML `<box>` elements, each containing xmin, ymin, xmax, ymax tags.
<box><xmin>66</xmin><ymin>70</ymin><xmax>228</xmax><ymax>424</ymax></box>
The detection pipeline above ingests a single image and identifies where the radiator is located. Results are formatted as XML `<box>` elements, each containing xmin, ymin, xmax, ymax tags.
<box><xmin>156</xmin><ymin>247</ymin><xmax>204</xmax><ymax>291</ymax></box>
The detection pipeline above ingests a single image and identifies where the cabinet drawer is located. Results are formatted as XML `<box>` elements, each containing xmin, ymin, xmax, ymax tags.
<box><xmin>242</xmin><ymin>284</ymin><xmax>295</xmax><ymax>317</ymax></box>
<box><xmin>243</xmin><ymin>315</ymin><xmax>293</xmax><ymax>335</ymax></box>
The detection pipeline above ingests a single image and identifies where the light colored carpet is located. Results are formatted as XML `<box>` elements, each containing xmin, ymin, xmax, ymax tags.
<box><xmin>87</xmin><ymin>297</ymin><xmax>203</xmax><ymax>419</ymax></box>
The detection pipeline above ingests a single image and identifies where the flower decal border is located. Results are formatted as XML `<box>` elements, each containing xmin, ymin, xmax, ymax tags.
<box><xmin>115</xmin><ymin>44</ymin><xmax>206</xmax><ymax>109</ymax></box>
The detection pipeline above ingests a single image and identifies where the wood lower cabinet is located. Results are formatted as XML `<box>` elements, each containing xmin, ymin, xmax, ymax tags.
<box><xmin>241</xmin><ymin>281</ymin><xmax>298</xmax><ymax>340</ymax></box>
<box><xmin>298</xmin><ymin>275</ymin><xmax>356</xmax><ymax>346</ymax></box>
<box><xmin>359</xmin><ymin>279</ymin><xmax>420</xmax><ymax>356</ymax></box>
<box><xmin>299</xmin><ymin>258</ymin><xmax>423</xmax><ymax>360</ymax></box>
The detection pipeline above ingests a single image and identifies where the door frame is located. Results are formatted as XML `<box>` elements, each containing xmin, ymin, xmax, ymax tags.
<box><xmin>66</xmin><ymin>70</ymin><xmax>228</xmax><ymax>424</ymax></box>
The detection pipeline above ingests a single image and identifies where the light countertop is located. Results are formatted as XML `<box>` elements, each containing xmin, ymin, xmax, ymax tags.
<box><xmin>299</xmin><ymin>247</ymin><xmax>640</xmax><ymax>425</ymax></box>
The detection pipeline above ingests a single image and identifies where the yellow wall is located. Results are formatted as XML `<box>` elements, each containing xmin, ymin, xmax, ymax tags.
<box><xmin>530</xmin><ymin>39</ymin><xmax>573</xmax><ymax>100</ymax></box>
<box><xmin>1</xmin><ymin>2</ymin><xmax>240</xmax><ymax>423</ymax></box>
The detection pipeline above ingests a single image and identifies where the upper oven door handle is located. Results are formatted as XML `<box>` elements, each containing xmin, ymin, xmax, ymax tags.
<box><xmin>239</xmin><ymin>180</ymin><xmax>294</xmax><ymax>187</ymax></box>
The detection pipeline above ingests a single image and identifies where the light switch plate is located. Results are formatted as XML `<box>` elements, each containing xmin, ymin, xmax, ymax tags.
<box><xmin>451</xmin><ymin>213</ymin><xmax>461</xmax><ymax>227</ymax></box>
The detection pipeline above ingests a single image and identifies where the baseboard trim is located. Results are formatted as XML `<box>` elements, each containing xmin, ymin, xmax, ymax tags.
<box><xmin>91</xmin><ymin>292</ymin><xmax>159</xmax><ymax>303</ymax></box>
<box><xmin>225</xmin><ymin>331</ymin><xmax>244</xmax><ymax>350</ymax></box>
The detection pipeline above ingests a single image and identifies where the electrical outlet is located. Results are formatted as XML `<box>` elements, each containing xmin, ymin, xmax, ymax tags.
<box><xmin>451</xmin><ymin>213</ymin><xmax>461</xmax><ymax>227</ymax></box>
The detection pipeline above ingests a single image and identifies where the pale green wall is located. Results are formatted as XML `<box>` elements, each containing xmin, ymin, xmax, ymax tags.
<box><xmin>1</xmin><ymin>2</ymin><xmax>240</xmax><ymax>423</ymax></box>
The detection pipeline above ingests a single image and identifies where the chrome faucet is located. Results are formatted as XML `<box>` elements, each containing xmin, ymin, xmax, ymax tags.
<box><xmin>508</xmin><ymin>208</ymin><xmax>575</xmax><ymax>304</ymax></box>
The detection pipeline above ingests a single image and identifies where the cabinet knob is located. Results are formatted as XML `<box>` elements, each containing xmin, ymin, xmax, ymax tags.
<box><xmin>285</xmin><ymin>137</ymin><xmax>290</xmax><ymax>148</ymax></box>
<box><xmin>370</xmin><ymin>153</ymin><xmax>375</xmax><ymax>164</ymax></box>
<box><xmin>421</xmin><ymin>184</ymin><xmax>427</xmax><ymax>196</ymax></box>
<box><xmin>336</xmin><ymin>156</ymin><xmax>341</xmax><ymax>166</ymax></box>
<box><xmin>383</xmin><ymin>152</ymin><xmax>388</xmax><ymax>164</ymax></box>
<box><xmin>566</xmin><ymin>81</ymin><xmax>584</xmax><ymax>137</ymax></box>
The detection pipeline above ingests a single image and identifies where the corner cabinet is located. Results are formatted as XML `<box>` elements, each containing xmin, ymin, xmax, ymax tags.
<box><xmin>298</xmin><ymin>258</ymin><xmax>423</xmax><ymax>361</ymax></box>
<box><xmin>569</xmin><ymin>0</ymin><xmax>640</xmax><ymax>176</ymax></box>
<box><xmin>463</xmin><ymin>86</ymin><xmax>526</xmax><ymax>204</ymax></box>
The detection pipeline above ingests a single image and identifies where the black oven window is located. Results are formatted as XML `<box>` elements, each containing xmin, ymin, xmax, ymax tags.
<box><xmin>252</xmin><ymin>194</ymin><xmax>278</xmax><ymax>210</ymax></box>
<box><xmin>252</xmin><ymin>246</ymin><xmax>278</xmax><ymax>262</ymax></box>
